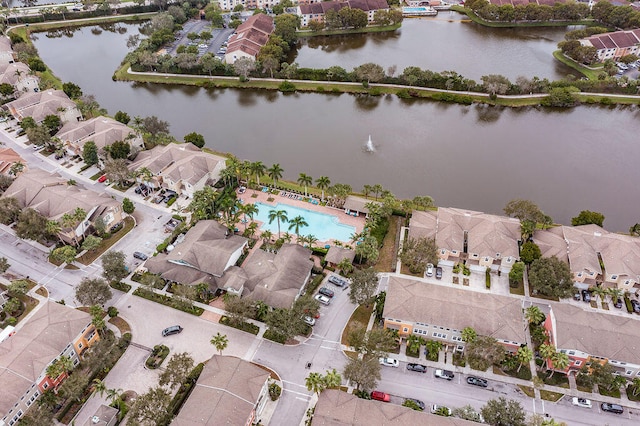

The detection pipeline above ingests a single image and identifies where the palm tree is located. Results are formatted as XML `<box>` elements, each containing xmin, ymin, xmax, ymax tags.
<box><xmin>92</xmin><ymin>378</ymin><xmax>107</xmax><ymax>397</ymax></box>
<box><xmin>305</xmin><ymin>372</ymin><xmax>325</xmax><ymax>395</ymax></box>
<box><xmin>136</xmin><ymin>167</ymin><xmax>153</xmax><ymax>189</ymax></box>
<box><xmin>288</xmin><ymin>215</ymin><xmax>308</xmax><ymax>239</ymax></box>
<box><xmin>630</xmin><ymin>377</ymin><xmax>640</xmax><ymax>396</ymax></box>
<box><xmin>245</xmin><ymin>222</ymin><xmax>259</xmax><ymax>238</ymax></box>
<box><xmin>282</xmin><ymin>232</ymin><xmax>293</xmax><ymax>244</ymax></box>
<box><xmin>407</xmin><ymin>334</ymin><xmax>422</xmax><ymax>355</ymax></box>
<box><xmin>337</xmin><ymin>257</ymin><xmax>354</xmax><ymax>275</ymax></box>
<box><xmin>461</xmin><ymin>327</ymin><xmax>477</xmax><ymax>344</ymax></box>
<box><xmin>607</xmin><ymin>287</ymin><xmax>624</xmax><ymax>305</ymax></box>
<box><xmin>525</xmin><ymin>306</ymin><xmax>545</xmax><ymax>328</ymax></box>
<box><xmin>591</xmin><ymin>286</ymin><xmax>608</xmax><ymax>304</ymax></box>
<box><xmin>210</xmin><ymin>332</ymin><xmax>228</xmax><ymax>355</ymax></box>
<box><xmin>304</xmin><ymin>234</ymin><xmax>318</xmax><ymax>249</ymax></box>
<box><xmin>241</xmin><ymin>203</ymin><xmax>259</xmax><ymax>232</ymax></box>
<box><xmin>268</xmin><ymin>209</ymin><xmax>288</xmax><ymax>238</ymax></box>
<box><xmin>548</xmin><ymin>351</ymin><xmax>569</xmax><ymax>378</ymax></box>
<box><xmin>538</xmin><ymin>343</ymin><xmax>556</xmax><ymax>370</ymax></box>
<box><xmin>371</xmin><ymin>184</ymin><xmax>384</xmax><ymax>201</ymax></box>
<box><xmin>316</xmin><ymin>176</ymin><xmax>330</xmax><ymax>200</ymax></box>
<box><xmin>516</xmin><ymin>345</ymin><xmax>533</xmax><ymax>372</ymax></box>
<box><xmin>106</xmin><ymin>388</ymin><xmax>123</xmax><ymax>404</ymax></box>
<box><xmin>610</xmin><ymin>374</ymin><xmax>627</xmax><ymax>392</ymax></box>
<box><xmin>251</xmin><ymin>161</ymin><xmax>266</xmax><ymax>186</ymax></box>
<box><xmin>297</xmin><ymin>173</ymin><xmax>313</xmax><ymax>197</ymax></box>
<box><xmin>261</xmin><ymin>230</ymin><xmax>273</xmax><ymax>245</ymax></box>
<box><xmin>46</xmin><ymin>355</ymin><xmax>73</xmax><ymax>380</ymax></box>
<box><xmin>267</xmin><ymin>163</ymin><xmax>283</xmax><ymax>188</ymax></box>
<box><xmin>323</xmin><ymin>368</ymin><xmax>342</xmax><ymax>389</ymax></box>
<box><xmin>362</xmin><ymin>184</ymin><xmax>372</xmax><ymax>199</ymax></box>
<box><xmin>425</xmin><ymin>340</ymin><xmax>442</xmax><ymax>361</ymax></box>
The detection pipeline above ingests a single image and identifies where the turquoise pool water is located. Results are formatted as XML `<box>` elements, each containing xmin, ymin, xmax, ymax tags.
<box><xmin>403</xmin><ymin>7</ymin><xmax>430</xmax><ymax>11</ymax></box>
<box><xmin>252</xmin><ymin>202</ymin><xmax>355</xmax><ymax>242</ymax></box>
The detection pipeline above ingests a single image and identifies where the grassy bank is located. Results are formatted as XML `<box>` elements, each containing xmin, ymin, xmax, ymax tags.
<box><xmin>450</xmin><ymin>6</ymin><xmax>596</xmax><ymax>28</ymax></box>
<box><xmin>552</xmin><ymin>50</ymin><xmax>602</xmax><ymax>80</ymax></box>
<box><xmin>9</xmin><ymin>13</ymin><xmax>154</xmax><ymax>36</ymax></box>
<box><xmin>297</xmin><ymin>23</ymin><xmax>401</xmax><ymax>38</ymax></box>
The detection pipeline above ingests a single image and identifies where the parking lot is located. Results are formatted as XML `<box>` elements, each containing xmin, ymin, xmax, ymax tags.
<box><xmin>166</xmin><ymin>20</ymin><xmax>235</xmax><ymax>59</ymax></box>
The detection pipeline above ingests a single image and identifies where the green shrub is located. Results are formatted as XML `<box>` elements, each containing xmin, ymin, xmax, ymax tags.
<box><xmin>269</xmin><ymin>382</ymin><xmax>281</xmax><ymax>401</ymax></box>
<box><xmin>368</xmin><ymin>87</ymin><xmax>382</xmax><ymax>96</ymax></box>
<box><xmin>599</xmin><ymin>97</ymin><xmax>612</xmax><ymax>105</ymax></box>
<box><xmin>278</xmin><ymin>80</ymin><xmax>296</xmax><ymax>92</ymax></box>
<box><xmin>156</xmin><ymin>242</ymin><xmax>169</xmax><ymax>253</ymax></box>
<box><xmin>107</xmin><ymin>306</ymin><xmax>119</xmax><ymax>317</ymax></box>
<box><xmin>316</xmin><ymin>86</ymin><xmax>325</xmax><ymax>92</ymax></box>
<box><xmin>396</xmin><ymin>89</ymin><xmax>412</xmax><ymax>99</ymax></box>
<box><xmin>625</xmin><ymin>296</ymin><xmax>633</xmax><ymax>313</ymax></box>
<box><xmin>166</xmin><ymin>197</ymin><xmax>177</xmax><ymax>206</ymax></box>
<box><xmin>110</xmin><ymin>281</ymin><xmax>131</xmax><ymax>293</ymax></box>
<box><xmin>264</xmin><ymin>329</ymin><xmax>287</xmax><ymax>344</ymax></box>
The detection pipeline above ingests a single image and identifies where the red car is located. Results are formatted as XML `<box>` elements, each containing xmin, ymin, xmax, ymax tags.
<box><xmin>98</xmin><ymin>174</ymin><xmax>107</xmax><ymax>183</ymax></box>
<box><xmin>370</xmin><ymin>391</ymin><xmax>390</xmax><ymax>402</ymax></box>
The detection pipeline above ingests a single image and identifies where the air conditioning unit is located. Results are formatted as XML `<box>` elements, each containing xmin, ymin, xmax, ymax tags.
<box><xmin>91</xmin><ymin>416</ymin><xmax>100</xmax><ymax>424</ymax></box>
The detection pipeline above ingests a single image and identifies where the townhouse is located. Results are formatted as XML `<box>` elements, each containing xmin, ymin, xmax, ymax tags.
<box><xmin>580</xmin><ymin>29</ymin><xmax>640</xmax><ymax>62</ymax></box>
<box><xmin>224</xmin><ymin>14</ymin><xmax>274</xmax><ymax>64</ymax></box>
<box><xmin>4</xmin><ymin>90</ymin><xmax>81</xmax><ymax>124</ymax></box>
<box><xmin>297</xmin><ymin>0</ymin><xmax>389</xmax><ymax>27</ymax></box>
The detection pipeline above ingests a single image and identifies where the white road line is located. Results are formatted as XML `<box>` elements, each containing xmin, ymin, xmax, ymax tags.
<box><xmin>282</xmin><ymin>380</ymin><xmax>307</xmax><ymax>389</ymax></box>
<box><xmin>282</xmin><ymin>388</ymin><xmax>311</xmax><ymax>398</ymax></box>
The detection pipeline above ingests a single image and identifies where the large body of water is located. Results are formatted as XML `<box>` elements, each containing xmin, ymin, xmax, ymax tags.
<box><xmin>32</xmin><ymin>22</ymin><xmax>640</xmax><ymax>232</ymax></box>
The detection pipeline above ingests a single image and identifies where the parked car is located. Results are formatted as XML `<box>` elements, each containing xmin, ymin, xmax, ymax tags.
<box><xmin>162</xmin><ymin>325</ymin><xmax>183</xmax><ymax>336</ymax></box>
<box><xmin>614</xmin><ymin>298</ymin><xmax>623</xmax><ymax>309</ymax></box>
<box><xmin>435</xmin><ymin>266</ymin><xmax>443</xmax><ymax>279</ymax></box>
<box><xmin>314</xmin><ymin>294</ymin><xmax>331</xmax><ymax>305</ymax></box>
<box><xmin>406</xmin><ymin>363</ymin><xmax>427</xmax><ymax>373</ymax></box>
<box><xmin>133</xmin><ymin>251</ymin><xmax>148</xmax><ymax>261</ymax></box>
<box><xmin>426</xmin><ymin>263</ymin><xmax>434</xmax><ymax>277</ymax></box>
<box><xmin>581</xmin><ymin>289</ymin><xmax>591</xmax><ymax>302</ymax></box>
<box><xmin>430</xmin><ymin>404</ymin><xmax>452</xmax><ymax>415</ymax></box>
<box><xmin>573</xmin><ymin>292</ymin><xmax>581</xmax><ymax>301</ymax></box>
<box><xmin>600</xmin><ymin>402</ymin><xmax>623</xmax><ymax>414</ymax></box>
<box><xmin>318</xmin><ymin>287</ymin><xmax>335</xmax><ymax>298</ymax></box>
<box><xmin>328</xmin><ymin>275</ymin><xmax>348</xmax><ymax>287</ymax></box>
<box><xmin>379</xmin><ymin>357</ymin><xmax>399</xmax><ymax>368</ymax></box>
<box><xmin>434</xmin><ymin>369</ymin><xmax>454</xmax><ymax>380</ymax></box>
<box><xmin>404</xmin><ymin>398</ymin><xmax>425</xmax><ymax>411</ymax></box>
<box><xmin>154</xmin><ymin>194</ymin><xmax>165</xmax><ymax>203</ymax></box>
<box><xmin>466</xmin><ymin>376</ymin><xmax>488</xmax><ymax>387</ymax></box>
<box><xmin>98</xmin><ymin>174</ymin><xmax>107</xmax><ymax>183</ymax></box>
<box><xmin>303</xmin><ymin>316</ymin><xmax>316</xmax><ymax>326</ymax></box>
<box><xmin>571</xmin><ymin>397</ymin><xmax>592</xmax><ymax>408</ymax></box>
<box><xmin>631</xmin><ymin>299</ymin><xmax>640</xmax><ymax>313</ymax></box>
<box><xmin>370</xmin><ymin>391</ymin><xmax>390</xmax><ymax>402</ymax></box>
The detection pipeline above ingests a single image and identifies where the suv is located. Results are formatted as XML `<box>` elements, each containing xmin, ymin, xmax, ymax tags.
<box><xmin>581</xmin><ymin>289</ymin><xmax>591</xmax><ymax>302</ymax></box>
<box><xmin>434</xmin><ymin>369</ymin><xmax>454</xmax><ymax>380</ymax></box>
<box><xmin>328</xmin><ymin>275</ymin><xmax>348</xmax><ymax>287</ymax></box>
<box><xmin>370</xmin><ymin>391</ymin><xmax>390</xmax><ymax>402</ymax></box>
<box><xmin>318</xmin><ymin>287</ymin><xmax>335</xmax><ymax>298</ymax></box>
<box><xmin>314</xmin><ymin>294</ymin><xmax>331</xmax><ymax>305</ymax></box>
<box><xmin>133</xmin><ymin>251</ymin><xmax>148</xmax><ymax>261</ymax></box>
<box><xmin>406</xmin><ymin>363</ymin><xmax>427</xmax><ymax>373</ymax></box>
<box><xmin>600</xmin><ymin>403</ymin><xmax>623</xmax><ymax>414</ymax></box>
<box><xmin>162</xmin><ymin>325</ymin><xmax>183</xmax><ymax>336</ymax></box>
<box><xmin>435</xmin><ymin>267</ymin><xmax>443</xmax><ymax>279</ymax></box>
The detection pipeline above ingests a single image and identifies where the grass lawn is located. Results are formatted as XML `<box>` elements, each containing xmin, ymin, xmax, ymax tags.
<box><xmin>341</xmin><ymin>304</ymin><xmax>373</xmax><ymax>346</ymax></box>
<box><xmin>108</xmin><ymin>316</ymin><xmax>131</xmax><ymax>334</ymax></box>
<box><xmin>451</xmin><ymin>6</ymin><xmax>596</xmax><ymax>28</ymax></box>
<box><xmin>552</xmin><ymin>51</ymin><xmax>602</xmax><ymax>80</ymax></box>
<box><xmin>77</xmin><ymin>217</ymin><xmax>135</xmax><ymax>265</ymax></box>
<box><xmin>35</xmin><ymin>286</ymin><xmax>48</xmax><ymax>297</ymax></box>
<box><xmin>296</xmin><ymin>23</ymin><xmax>401</xmax><ymax>38</ymax></box>
<box><xmin>577</xmin><ymin>384</ymin><xmax>593</xmax><ymax>393</ymax></box>
<box><xmin>598</xmin><ymin>386</ymin><xmax>621</xmax><ymax>398</ymax></box>
<box><xmin>344</xmin><ymin>350</ymin><xmax>359</xmax><ymax>360</ymax></box>
<box><xmin>519</xmin><ymin>385</ymin><xmax>535</xmax><ymax>398</ymax></box>
<box><xmin>540</xmin><ymin>389</ymin><xmax>564</xmax><ymax>402</ymax></box>
<box><xmin>510</xmin><ymin>281</ymin><xmax>525</xmax><ymax>296</ymax></box>
<box><xmin>626</xmin><ymin>385</ymin><xmax>640</xmax><ymax>401</ymax></box>
<box><xmin>375</xmin><ymin>215</ymin><xmax>401</xmax><ymax>273</ymax></box>
<box><xmin>539</xmin><ymin>371</ymin><xmax>569</xmax><ymax>388</ymax></box>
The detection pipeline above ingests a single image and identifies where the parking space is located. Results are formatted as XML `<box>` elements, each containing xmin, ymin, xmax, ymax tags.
<box><xmin>165</xmin><ymin>19</ymin><xmax>234</xmax><ymax>59</ymax></box>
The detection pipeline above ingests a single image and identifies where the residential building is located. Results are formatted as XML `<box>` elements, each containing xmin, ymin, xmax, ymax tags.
<box><xmin>409</xmin><ymin>208</ymin><xmax>521</xmax><ymax>274</ymax></box>
<box><xmin>347</xmin><ymin>0</ymin><xmax>389</xmax><ymax>22</ymax></box>
<box><xmin>533</xmin><ymin>224</ymin><xmax>640</xmax><ymax>291</ymax></box>
<box><xmin>312</xmin><ymin>389</ymin><xmax>480</xmax><ymax>425</ymax></box>
<box><xmin>128</xmin><ymin>143</ymin><xmax>226</xmax><ymax>198</ymax></box>
<box><xmin>2</xmin><ymin>168</ymin><xmax>123</xmax><ymax>245</ymax></box>
<box><xmin>324</xmin><ymin>246</ymin><xmax>356</xmax><ymax>268</ymax></box>
<box><xmin>0</xmin><ymin>62</ymin><xmax>39</xmax><ymax>94</ymax></box>
<box><xmin>382</xmin><ymin>275</ymin><xmax>525</xmax><ymax>352</ymax></box>
<box><xmin>145</xmin><ymin>220</ymin><xmax>248</xmax><ymax>287</ymax></box>
<box><xmin>0</xmin><ymin>37</ymin><xmax>14</xmax><ymax>65</ymax></box>
<box><xmin>343</xmin><ymin>195</ymin><xmax>379</xmax><ymax>218</ymax></box>
<box><xmin>243</xmin><ymin>243</ymin><xmax>313</xmax><ymax>308</ymax></box>
<box><xmin>217</xmin><ymin>0</ymin><xmax>279</xmax><ymax>10</ymax></box>
<box><xmin>224</xmin><ymin>14</ymin><xmax>274</xmax><ymax>64</ymax></box>
<box><xmin>172</xmin><ymin>355</ymin><xmax>270</xmax><ymax>426</ymax></box>
<box><xmin>56</xmin><ymin>116</ymin><xmax>143</xmax><ymax>160</ymax></box>
<box><xmin>580</xmin><ymin>29</ymin><xmax>640</xmax><ymax>62</ymax></box>
<box><xmin>543</xmin><ymin>302</ymin><xmax>640</xmax><ymax>377</ymax></box>
<box><xmin>0</xmin><ymin>302</ymin><xmax>99</xmax><ymax>426</ymax></box>
<box><xmin>83</xmin><ymin>405</ymin><xmax>118</xmax><ymax>426</ymax></box>
<box><xmin>4</xmin><ymin>90</ymin><xmax>81</xmax><ymax>124</ymax></box>
<box><xmin>297</xmin><ymin>0</ymin><xmax>388</xmax><ymax>27</ymax></box>
<box><xmin>0</xmin><ymin>147</ymin><xmax>26</xmax><ymax>177</ymax></box>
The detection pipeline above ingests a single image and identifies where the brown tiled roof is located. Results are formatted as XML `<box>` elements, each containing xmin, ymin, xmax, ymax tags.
<box><xmin>4</xmin><ymin>90</ymin><xmax>76</xmax><ymax>123</ymax></box>
<box><xmin>227</xmin><ymin>14</ymin><xmax>274</xmax><ymax>59</ymax></box>
<box><xmin>56</xmin><ymin>117</ymin><xmax>137</xmax><ymax>152</ymax></box>
<box><xmin>0</xmin><ymin>147</ymin><xmax>24</xmax><ymax>176</ymax></box>
<box><xmin>237</xmin><ymin>13</ymin><xmax>274</xmax><ymax>35</ymax></box>
<box><xmin>0</xmin><ymin>62</ymin><xmax>31</xmax><ymax>86</ymax></box>
<box><xmin>609</xmin><ymin>31</ymin><xmax>638</xmax><ymax>48</ymax></box>
<box><xmin>347</xmin><ymin>0</ymin><xmax>388</xmax><ymax>11</ymax></box>
<box><xmin>325</xmin><ymin>246</ymin><xmax>356</xmax><ymax>265</ymax></box>
<box><xmin>587</xmin><ymin>37</ymin><xmax>606</xmax><ymax>50</ymax></box>
<box><xmin>383</xmin><ymin>276</ymin><xmax>525</xmax><ymax>344</ymax></box>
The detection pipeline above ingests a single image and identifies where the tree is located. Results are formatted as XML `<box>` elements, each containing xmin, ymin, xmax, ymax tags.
<box><xmin>541</xmin><ymin>87</ymin><xmax>578</xmax><ymax>108</ymax></box>
<box><xmin>128</xmin><ymin>386</ymin><xmax>172</xmax><ymax>425</ymax></box>
<box><xmin>0</xmin><ymin>197</ymin><xmax>21</xmax><ymax>225</ymax></box>
<box><xmin>629</xmin><ymin>223</ymin><xmax>640</xmax><ymax>236</ymax></box>
<box><xmin>461</xmin><ymin>327</ymin><xmax>477</xmax><ymax>344</ymax></box>
<box><xmin>516</xmin><ymin>345</ymin><xmax>533</xmax><ymax>372</ymax></box>
<box><xmin>5</xmin><ymin>280</ymin><xmax>26</xmax><ymax>298</ymax></box>
<box><xmin>82</xmin><ymin>140</ymin><xmax>99</xmax><ymax>166</ymax></box>
<box><xmin>51</xmin><ymin>246</ymin><xmax>78</xmax><ymax>264</ymax></box>
<box><xmin>184</xmin><ymin>132</ymin><xmax>205</xmax><ymax>148</ymax></box>
<box><xmin>62</xmin><ymin>82</ymin><xmax>83</xmax><ymax>99</ymax></box>
<box><xmin>348</xmin><ymin>267</ymin><xmax>378</xmax><ymax>306</ymax></box>
<box><xmin>0</xmin><ymin>257</ymin><xmax>9</xmax><ymax>273</ymax></box>
<box><xmin>520</xmin><ymin>241</ymin><xmax>541</xmax><ymax>266</ymax></box>
<box><xmin>548</xmin><ymin>351</ymin><xmax>569</xmax><ymax>377</ymax></box>
<box><xmin>399</xmin><ymin>237</ymin><xmax>438</xmax><ymax>275</ymax></box>
<box><xmin>233</xmin><ymin>57</ymin><xmax>256</xmax><ymax>80</ymax></box>
<box><xmin>465</xmin><ymin>336</ymin><xmax>506</xmax><ymax>371</ymax></box>
<box><xmin>92</xmin><ymin>378</ymin><xmax>107</xmax><ymax>397</ymax></box>
<box><xmin>452</xmin><ymin>405</ymin><xmax>484</xmax><ymax>422</ymax></box>
<box><xmin>273</xmin><ymin>13</ymin><xmax>300</xmax><ymax>46</ymax></box>
<box><xmin>305</xmin><ymin>372</ymin><xmax>325</xmax><ymax>395</ymax></box>
<box><xmin>159</xmin><ymin>352</ymin><xmax>194</xmax><ymax>389</ymax></box>
<box><xmin>114</xmin><ymin>110</ymin><xmax>131</xmax><ymax>124</ymax></box>
<box><xmin>287</xmin><ymin>215</ymin><xmax>308</xmax><ymax>240</ymax></box>
<box><xmin>108</xmin><ymin>140</ymin><xmax>131</xmax><ymax>159</ymax></box>
<box><xmin>347</xmin><ymin>326</ymin><xmax>396</xmax><ymax>358</ymax></box>
<box><xmin>103</xmin><ymin>158</ymin><xmax>132</xmax><ymax>187</ymax></box>
<box><xmin>354</xmin><ymin>62</ymin><xmax>385</xmax><ymax>84</ymax></box>
<box><xmin>481</xmin><ymin>74</ymin><xmax>511</xmax><ymax>96</ymax></box>
<box><xmin>402</xmin><ymin>399</ymin><xmax>424</xmax><ymax>411</ymax></box>
<box><xmin>46</xmin><ymin>355</ymin><xmax>73</xmax><ymax>380</ymax></box>
<box><xmin>571</xmin><ymin>210</ymin><xmax>605</xmax><ymax>227</ymax></box>
<box><xmin>9</xmin><ymin>162</ymin><xmax>23</xmax><ymax>177</ymax></box>
<box><xmin>297</xmin><ymin>173</ymin><xmax>313</xmax><ymax>196</ymax></box>
<box><xmin>26</xmin><ymin>125</ymin><xmax>52</xmax><ymax>148</ymax></box>
<box><xmin>210</xmin><ymin>332</ymin><xmax>228</xmax><ymax>355</ymax></box>
<box><xmin>265</xmin><ymin>307</ymin><xmax>307</xmax><ymax>341</ymax></box>
<box><xmin>187</xmin><ymin>186</ymin><xmax>218</xmax><ymax>220</ymax></box>
<box><xmin>504</xmin><ymin>199</ymin><xmax>549</xmax><ymax>225</ymax></box>
<box><xmin>316</xmin><ymin>176</ymin><xmax>330</xmax><ymax>200</ymax></box>
<box><xmin>15</xmin><ymin>208</ymin><xmax>49</xmax><ymax>241</ymax></box>
<box><xmin>43</xmin><ymin>115</ymin><xmax>62</xmax><ymax>134</ymax></box>
<box><xmin>250</xmin><ymin>161</ymin><xmax>267</xmax><ymax>186</ymax></box>
<box><xmin>59</xmin><ymin>372</ymin><xmax>89</xmax><ymax>402</ymax></box>
<box><xmin>101</xmin><ymin>250</ymin><xmax>129</xmax><ymax>283</ymax></box>
<box><xmin>528</xmin><ymin>257</ymin><xmax>573</xmax><ymax>299</ymax></box>
<box><xmin>525</xmin><ymin>306</ymin><xmax>545</xmax><ymax>327</ymax></box>
<box><xmin>224</xmin><ymin>294</ymin><xmax>254</xmax><ymax>326</ymax></box>
<box><xmin>355</xmin><ymin>234</ymin><xmax>379</xmax><ymax>265</ymax></box>
<box><xmin>75</xmin><ymin>277</ymin><xmax>112</xmax><ymax>307</ymax></box>
<box><xmin>630</xmin><ymin>377</ymin><xmax>640</xmax><ymax>396</ymax></box>
<box><xmin>268</xmin><ymin>209</ymin><xmax>288</xmax><ymax>239</ymax></box>
<box><xmin>343</xmin><ymin>356</ymin><xmax>381</xmax><ymax>392</ymax></box>
<box><xmin>481</xmin><ymin>397</ymin><xmax>526</xmax><ymax>426</ymax></box>
<box><xmin>267</xmin><ymin>163</ymin><xmax>283</xmax><ymax>187</ymax></box>
<box><xmin>509</xmin><ymin>261</ymin><xmax>525</xmax><ymax>288</ymax></box>
<box><xmin>122</xmin><ymin>197</ymin><xmax>135</xmax><ymax>214</ymax></box>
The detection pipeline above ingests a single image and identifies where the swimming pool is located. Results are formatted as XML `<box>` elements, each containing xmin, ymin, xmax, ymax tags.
<box><xmin>252</xmin><ymin>202</ymin><xmax>356</xmax><ymax>242</ymax></box>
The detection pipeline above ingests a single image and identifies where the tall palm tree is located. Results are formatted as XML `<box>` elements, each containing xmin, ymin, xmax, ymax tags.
<box><xmin>245</xmin><ymin>222</ymin><xmax>258</xmax><ymax>238</ymax></box>
<box><xmin>630</xmin><ymin>377</ymin><xmax>640</xmax><ymax>396</ymax></box>
<box><xmin>241</xmin><ymin>203</ymin><xmax>259</xmax><ymax>232</ymax></box>
<box><xmin>267</xmin><ymin>163</ymin><xmax>283</xmax><ymax>188</ymax></box>
<box><xmin>210</xmin><ymin>332</ymin><xmax>228</xmax><ymax>355</ymax></box>
<box><xmin>268</xmin><ymin>209</ymin><xmax>288</xmax><ymax>238</ymax></box>
<box><xmin>548</xmin><ymin>351</ymin><xmax>569</xmax><ymax>378</ymax></box>
<box><xmin>261</xmin><ymin>230</ymin><xmax>273</xmax><ymax>245</ymax></box>
<box><xmin>516</xmin><ymin>345</ymin><xmax>533</xmax><ymax>372</ymax></box>
<box><xmin>251</xmin><ymin>161</ymin><xmax>266</xmax><ymax>186</ymax></box>
<box><xmin>525</xmin><ymin>306</ymin><xmax>545</xmax><ymax>328</ymax></box>
<box><xmin>297</xmin><ymin>173</ymin><xmax>313</xmax><ymax>197</ymax></box>
<box><xmin>288</xmin><ymin>215</ymin><xmax>309</xmax><ymax>239</ymax></box>
<box><xmin>106</xmin><ymin>388</ymin><xmax>123</xmax><ymax>404</ymax></box>
<box><xmin>538</xmin><ymin>343</ymin><xmax>556</xmax><ymax>370</ymax></box>
<box><xmin>591</xmin><ymin>286</ymin><xmax>608</xmax><ymax>304</ymax></box>
<box><xmin>304</xmin><ymin>234</ymin><xmax>318</xmax><ymax>249</ymax></box>
<box><xmin>305</xmin><ymin>372</ymin><xmax>325</xmax><ymax>395</ymax></box>
<box><xmin>323</xmin><ymin>368</ymin><xmax>342</xmax><ymax>389</ymax></box>
<box><xmin>316</xmin><ymin>176</ymin><xmax>330</xmax><ymax>200</ymax></box>
<box><xmin>136</xmin><ymin>166</ymin><xmax>153</xmax><ymax>189</ymax></box>
<box><xmin>607</xmin><ymin>287</ymin><xmax>624</xmax><ymax>305</ymax></box>
<box><xmin>92</xmin><ymin>378</ymin><xmax>107</xmax><ymax>397</ymax></box>
<box><xmin>371</xmin><ymin>184</ymin><xmax>384</xmax><ymax>201</ymax></box>
<box><xmin>362</xmin><ymin>184</ymin><xmax>372</xmax><ymax>199</ymax></box>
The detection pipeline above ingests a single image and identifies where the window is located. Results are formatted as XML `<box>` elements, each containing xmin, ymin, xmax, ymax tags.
<box><xmin>575</xmin><ymin>360</ymin><xmax>582</xmax><ymax>366</ymax></box>
<box><xmin>403</xmin><ymin>327</ymin><xmax>408</xmax><ymax>333</ymax></box>
<box><xmin>78</xmin><ymin>343</ymin><xmax>83</xmax><ymax>349</ymax></box>
<box><xmin>43</xmin><ymin>383</ymin><xmax>49</xmax><ymax>390</ymax></box>
<box><xmin>626</xmin><ymin>370</ymin><xmax>633</xmax><ymax>376</ymax></box>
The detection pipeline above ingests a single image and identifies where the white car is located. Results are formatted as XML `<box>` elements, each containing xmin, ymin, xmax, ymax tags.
<box><xmin>378</xmin><ymin>357</ymin><xmax>399</xmax><ymax>368</ymax></box>
<box><xmin>571</xmin><ymin>397</ymin><xmax>592</xmax><ymax>409</ymax></box>
<box><xmin>430</xmin><ymin>404</ymin><xmax>452</xmax><ymax>416</ymax></box>
<box><xmin>426</xmin><ymin>263</ymin><xmax>434</xmax><ymax>277</ymax></box>
<box><xmin>303</xmin><ymin>316</ymin><xmax>315</xmax><ymax>326</ymax></box>
<box><xmin>314</xmin><ymin>294</ymin><xmax>331</xmax><ymax>305</ymax></box>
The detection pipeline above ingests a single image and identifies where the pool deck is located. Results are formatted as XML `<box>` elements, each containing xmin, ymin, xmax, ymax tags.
<box><xmin>237</xmin><ymin>187</ymin><xmax>366</xmax><ymax>246</ymax></box>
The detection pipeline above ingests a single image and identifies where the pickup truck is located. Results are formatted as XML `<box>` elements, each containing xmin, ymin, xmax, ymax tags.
<box><xmin>434</xmin><ymin>369</ymin><xmax>454</xmax><ymax>380</ymax></box>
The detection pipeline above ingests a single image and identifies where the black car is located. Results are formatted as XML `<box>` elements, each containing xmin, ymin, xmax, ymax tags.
<box><xmin>406</xmin><ymin>363</ymin><xmax>427</xmax><ymax>373</ymax></box>
<box><xmin>133</xmin><ymin>251</ymin><xmax>148</xmax><ymax>261</ymax></box>
<box><xmin>435</xmin><ymin>267</ymin><xmax>443</xmax><ymax>280</ymax></box>
<box><xmin>581</xmin><ymin>289</ymin><xmax>591</xmax><ymax>302</ymax></box>
<box><xmin>614</xmin><ymin>298</ymin><xmax>623</xmax><ymax>309</ymax></box>
<box><xmin>601</xmin><ymin>403</ymin><xmax>624</xmax><ymax>414</ymax></box>
<box><xmin>404</xmin><ymin>398</ymin><xmax>425</xmax><ymax>411</ymax></box>
<box><xmin>466</xmin><ymin>376</ymin><xmax>488</xmax><ymax>387</ymax></box>
<box><xmin>631</xmin><ymin>299</ymin><xmax>640</xmax><ymax>313</ymax></box>
<box><xmin>318</xmin><ymin>287</ymin><xmax>335</xmax><ymax>298</ymax></box>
